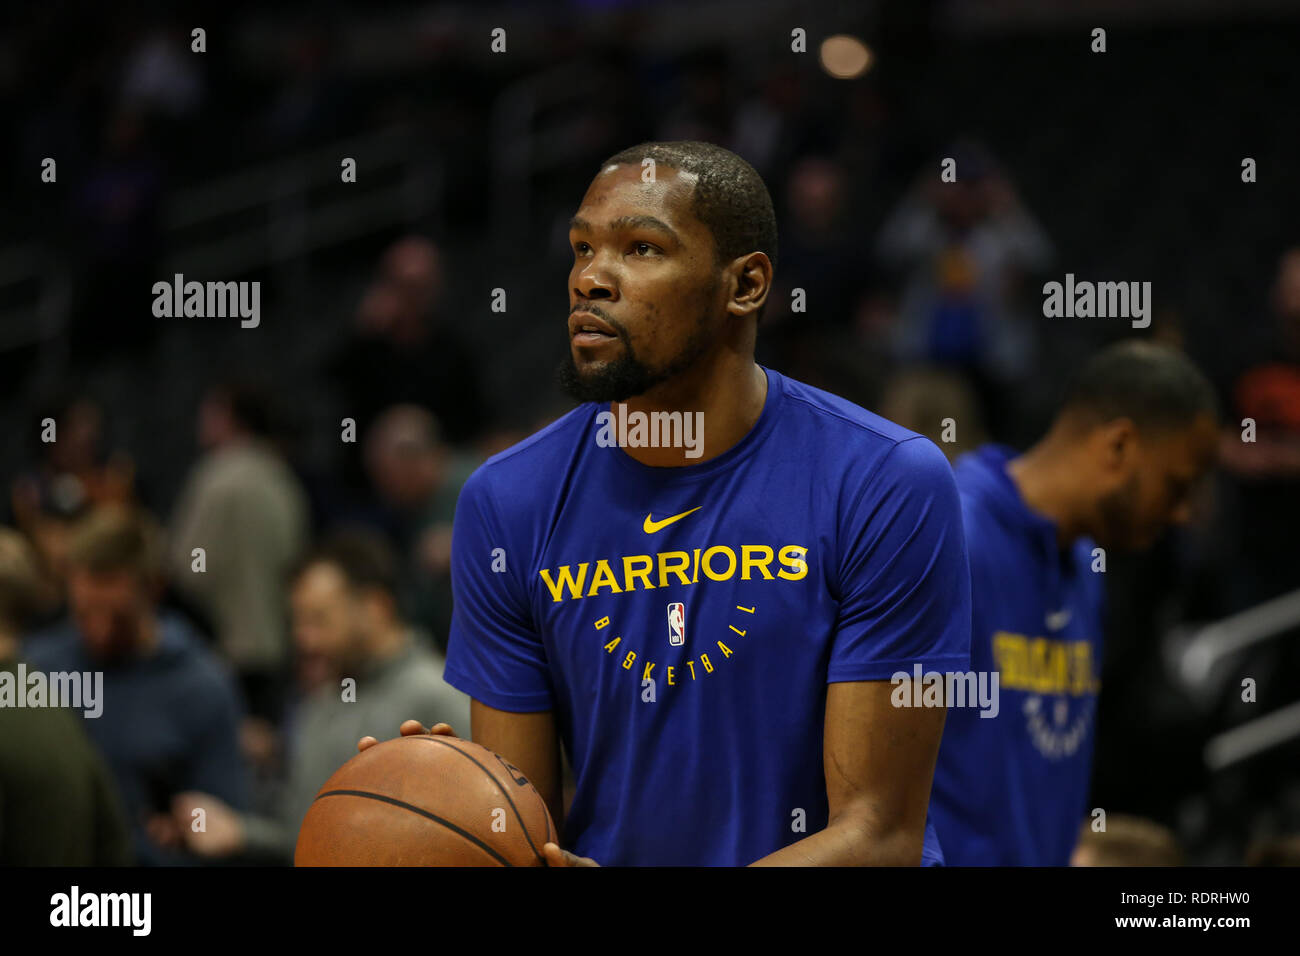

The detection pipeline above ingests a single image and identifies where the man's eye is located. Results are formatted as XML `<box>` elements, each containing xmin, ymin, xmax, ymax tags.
<box><xmin>633</xmin><ymin>242</ymin><xmax>656</xmax><ymax>256</ymax></box>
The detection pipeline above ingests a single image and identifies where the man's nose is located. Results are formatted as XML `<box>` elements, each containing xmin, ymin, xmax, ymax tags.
<box><xmin>575</xmin><ymin>262</ymin><xmax>615</xmax><ymax>298</ymax></box>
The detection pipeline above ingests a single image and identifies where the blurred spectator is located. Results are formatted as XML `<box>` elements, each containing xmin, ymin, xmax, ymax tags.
<box><xmin>0</xmin><ymin>526</ymin><xmax>132</xmax><ymax>865</ymax></box>
<box><xmin>732</xmin><ymin>64</ymin><xmax>813</xmax><ymax>183</ymax></box>
<box><xmin>363</xmin><ymin>405</ymin><xmax>479</xmax><ymax>652</ymax></box>
<box><xmin>326</xmin><ymin>235</ymin><xmax>487</xmax><ymax>465</ymax></box>
<box><xmin>878</xmin><ymin>365</ymin><xmax>986</xmax><ymax>462</ymax></box>
<box><xmin>64</xmin><ymin>106</ymin><xmax>165</xmax><ymax>365</ymax></box>
<box><xmin>874</xmin><ymin>141</ymin><xmax>1052</xmax><ymax>432</ymax></box>
<box><xmin>657</xmin><ymin>47</ymin><xmax>732</xmax><ymax>144</ymax></box>
<box><xmin>765</xmin><ymin>156</ymin><xmax>871</xmax><ymax>332</ymax></box>
<box><xmin>1245</xmin><ymin>833</ymin><xmax>1300</xmax><ymax>866</ymax></box>
<box><xmin>1214</xmin><ymin>247</ymin><xmax>1300</xmax><ymax>609</ymax></box>
<box><xmin>167</xmin><ymin>380</ymin><xmax>309</xmax><ymax>722</ymax></box>
<box><xmin>9</xmin><ymin>393</ymin><xmax>139</xmax><ymax>627</ymax></box>
<box><xmin>120</xmin><ymin>24</ymin><xmax>204</xmax><ymax>120</ymax></box>
<box><xmin>262</xmin><ymin>24</ymin><xmax>352</xmax><ymax>149</ymax></box>
<box><xmin>23</xmin><ymin>506</ymin><xmax>250</xmax><ymax>866</ymax></box>
<box><xmin>1070</xmin><ymin>815</ymin><xmax>1184</xmax><ymax>866</ymax></box>
<box><xmin>173</xmin><ymin>529</ymin><xmax>471</xmax><ymax>863</ymax></box>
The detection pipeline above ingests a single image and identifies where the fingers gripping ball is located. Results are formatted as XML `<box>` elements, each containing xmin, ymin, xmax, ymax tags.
<box><xmin>295</xmin><ymin>736</ymin><xmax>556</xmax><ymax>866</ymax></box>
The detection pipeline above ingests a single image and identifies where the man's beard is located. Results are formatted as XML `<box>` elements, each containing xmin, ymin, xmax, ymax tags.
<box><xmin>558</xmin><ymin>308</ymin><xmax>715</xmax><ymax>404</ymax></box>
<box><xmin>1095</xmin><ymin>474</ymin><xmax>1145</xmax><ymax>550</ymax></box>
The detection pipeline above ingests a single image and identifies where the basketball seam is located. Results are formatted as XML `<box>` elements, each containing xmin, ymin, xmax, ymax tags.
<box><xmin>312</xmin><ymin>789</ymin><xmax>513</xmax><ymax>866</ymax></box>
<box><xmin>414</xmin><ymin>737</ymin><xmax>547</xmax><ymax>865</ymax></box>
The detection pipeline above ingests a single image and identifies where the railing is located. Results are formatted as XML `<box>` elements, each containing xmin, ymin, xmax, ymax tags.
<box><xmin>1165</xmin><ymin>586</ymin><xmax>1300</xmax><ymax>769</ymax></box>
<box><xmin>0</xmin><ymin>121</ymin><xmax>443</xmax><ymax>352</ymax></box>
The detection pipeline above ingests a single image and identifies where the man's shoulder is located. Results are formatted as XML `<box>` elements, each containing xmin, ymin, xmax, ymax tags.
<box><xmin>774</xmin><ymin>371</ymin><xmax>944</xmax><ymax>476</ymax></box>
<box><xmin>458</xmin><ymin>405</ymin><xmax>595</xmax><ymax>511</ymax></box>
<box><xmin>156</xmin><ymin>613</ymin><xmax>240</xmax><ymax>699</ymax></box>
<box><xmin>20</xmin><ymin>621</ymin><xmax>83</xmax><ymax>669</ymax></box>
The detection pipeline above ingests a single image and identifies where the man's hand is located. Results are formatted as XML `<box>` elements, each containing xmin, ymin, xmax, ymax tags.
<box><xmin>144</xmin><ymin>812</ymin><xmax>182</xmax><ymax>851</ymax></box>
<box><xmin>357</xmin><ymin>720</ymin><xmax>457</xmax><ymax>753</ymax></box>
<box><xmin>542</xmin><ymin>842</ymin><xmax>598</xmax><ymax>867</ymax></box>
<box><xmin>171</xmin><ymin>791</ymin><xmax>245</xmax><ymax>857</ymax></box>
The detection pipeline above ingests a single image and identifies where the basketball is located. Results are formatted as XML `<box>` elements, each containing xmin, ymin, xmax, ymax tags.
<box><xmin>294</xmin><ymin>735</ymin><xmax>555</xmax><ymax>866</ymax></box>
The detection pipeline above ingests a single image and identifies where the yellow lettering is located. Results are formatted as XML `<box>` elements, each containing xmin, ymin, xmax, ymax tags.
<box><xmin>777</xmin><ymin>545</ymin><xmax>808</xmax><ymax>580</ymax></box>
<box><xmin>994</xmin><ymin>633</ymin><xmax>1097</xmax><ymax>695</ymax></box>
<box><xmin>588</xmin><ymin>559</ymin><xmax>623</xmax><ymax>596</ymax></box>
<box><xmin>667</xmin><ymin>666</ymin><xmax>675</xmax><ymax>685</ymax></box>
<box><xmin>603</xmin><ymin>636</ymin><xmax>622</xmax><ymax>653</ymax></box>
<box><xmin>741</xmin><ymin>545</ymin><xmax>774</xmax><ymax>580</ymax></box>
<box><xmin>700</xmin><ymin>653</ymin><xmax>713</xmax><ymax>673</ymax></box>
<box><xmin>701</xmin><ymin>546</ymin><xmax>737</xmax><ymax>581</ymax></box>
<box><xmin>594</xmin><ymin>616</ymin><xmax>609</xmax><ymax>630</ymax></box>
<box><xmin>1070</xmin><ymin>643</ymin><xmax>1090</xmax><ymax>695</ymax></box>
<box><xmin>539</xmin><ymin>563</ymin><xmax>589</xmax><ymax>602</ymax></box>
<box><xmin>642</xmin><ymin>661</ymin><xmax>656</xmax><ymax>680</ymax></box>
<box><xmin>992</xmin><ymin>632</ymin><xmax>1026</xmax><ymax>688</ymax></box>
<box><xmin>716</xmin><ymin>641</ymin><xmax>732</xmax><ymax>658</ymax></box>
<box><xmin>622</xmin><ymin>554</ymin><xmax>655</xmax><ymax>593</ymax></box>
<box><xmin>622</xmin><ymin>651</ymin><xmax>637</xmax><ymax>670</ymax></box>
<box><xmin>686</xmin><ymin>660</ymin><xmax>696</xmax><ymax>680</ymax></box>
<box><xmin>657</xmin><ymin>551</ymin><xmax>691</xmax><ymax>587</ymax></box>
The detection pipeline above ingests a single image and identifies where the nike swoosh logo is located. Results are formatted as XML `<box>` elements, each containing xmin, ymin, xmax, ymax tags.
<box><xmin>643</xmin><ymin>507</ymin><xmax>702</xmax><ymax>534</ymax></box>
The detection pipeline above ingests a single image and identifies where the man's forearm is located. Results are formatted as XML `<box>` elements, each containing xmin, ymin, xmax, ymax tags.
<box><xmin>748</xmin><ymin>814</ymin><xmax>924</xmax><ymax>866</ymax></box>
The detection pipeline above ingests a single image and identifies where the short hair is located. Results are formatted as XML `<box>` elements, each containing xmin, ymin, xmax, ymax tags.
<box><xmin>289</xmin><ymin>527</ymin><xmax>399</xmax><ymax>604</ymax></box>
<box><xmin>212</xmin><ymin>379</ymin><xmax>276</xmax><ymax>439</ymax></box>
<box><xmin>1245</xmin><ymin>834</ymin><xmax>1300</xmax><ymax>866</ymax></box>
<box><xmin>1075</xmin><ymin>815</ymin><xmax>1184</xmax><ymax>866</ymax></box>
<box><xmin>365</xmin><ymin>404</ymin><xmax>442</xmax><ymax>459</ymax></box>
<box><xmin>598</xmin><ymin>140</ymin><xmax>779</xmax><ymax>281</ymax></box>
<box><xmin>1059</xmin><ymin>340</ymin><xmax>1219</xmax><ymax>434</ymax></box>
<box><xmin>65</xmin><ymin>505</ymin><xmax>164</xmax><ymax>588</ymax></box>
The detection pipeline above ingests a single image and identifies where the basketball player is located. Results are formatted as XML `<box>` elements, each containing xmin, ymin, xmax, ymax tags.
<box><xmin>360</xmin><ymin>141</ymin><xmax>971</xmax><ymax>866</ymax></box>
<box><xmin>929</xmin><ymin>341</ymin><xmax>1219</xmax><ymax>865</ymax></box>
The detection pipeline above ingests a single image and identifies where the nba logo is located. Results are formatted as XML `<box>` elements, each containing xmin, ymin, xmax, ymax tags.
<box><xmin>667</xmin><ymin>602</ymin><xmax>685</xmax><ymax>646</ymax></box>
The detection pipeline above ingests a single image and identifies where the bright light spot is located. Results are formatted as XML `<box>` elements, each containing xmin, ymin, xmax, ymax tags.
<box><xmin>820</xmin><ymin>35</ymin><xmax>872</xmax><ymax>79</ymax></box>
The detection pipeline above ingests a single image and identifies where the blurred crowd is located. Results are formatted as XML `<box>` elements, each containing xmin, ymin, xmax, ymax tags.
<box><xmin>2</xmin><ymin>4</ymin><xmax>1299</xmax><ymax>866</ymax></box>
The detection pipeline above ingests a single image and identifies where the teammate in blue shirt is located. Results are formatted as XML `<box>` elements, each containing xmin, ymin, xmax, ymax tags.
<box><xmin>930</xmin><ymin>341</ymin><xmax>1219</xmax><ymax>865</ymax></box>
<box><xmin>360</xmin><ymin>141</ymin><xmax>970</xmax><ymax>865</ymax></box>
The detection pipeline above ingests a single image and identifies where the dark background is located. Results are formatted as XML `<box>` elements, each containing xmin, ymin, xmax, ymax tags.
<box><xmin>2</xmin><ymin>0</ymin><xmax>1298</xmax><ymax>864</ymax></box>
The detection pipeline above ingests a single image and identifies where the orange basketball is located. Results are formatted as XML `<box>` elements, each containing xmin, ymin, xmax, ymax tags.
<box><xmin>295</xmin><ymin>735</ymin><xmax>555</xmax><ymax>866</ymax></box>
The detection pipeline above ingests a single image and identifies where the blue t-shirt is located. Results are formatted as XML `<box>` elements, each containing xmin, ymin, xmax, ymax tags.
<box><xmin>444</xmin><ymin>367</ymin><xmax>971</xmax><ymax>865</ymax></box>
<box><xmin>930</xmin><ymin>444</ymin><xmax>1106</xmax><ymax>866</ymax></box>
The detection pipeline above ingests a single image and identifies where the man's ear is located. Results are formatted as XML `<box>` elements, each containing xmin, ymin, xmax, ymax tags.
<box><xmin>726</xmin><ymin>252</ymin><xmax>773</xmax><ymax>319</ymax></box>
<box><xmin>1096</xmin><ymin>417</ymin><xmax>1139</xmax><ymax>471</ymax></box>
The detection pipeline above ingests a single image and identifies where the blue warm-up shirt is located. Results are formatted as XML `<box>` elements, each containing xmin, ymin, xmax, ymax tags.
<box><xmin>443</xmin><ymin>367</ymin><xmax>971</xmax><ymax>865</ymax></box>
<box><xmin>930</xmin><ymin>444</ymin><xmax>1106</xmax><ymax>866</ymax></box>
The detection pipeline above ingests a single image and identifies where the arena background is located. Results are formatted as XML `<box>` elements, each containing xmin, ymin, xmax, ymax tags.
<box><xmin>2</xmin><ymin>0</ymin><xmax>1299</xmax><ymax>867</ymax></box>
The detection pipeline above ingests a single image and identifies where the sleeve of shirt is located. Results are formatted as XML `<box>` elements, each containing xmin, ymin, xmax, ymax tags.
<box><xmin>828</xmin><ymin>436</ymin><xmax>972</xmax><ymax>682</ymax></box>
<box><xmin>442</xmin><ymin>469</ymin><xmax>555</xmax><ymax>712</ymax></box>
